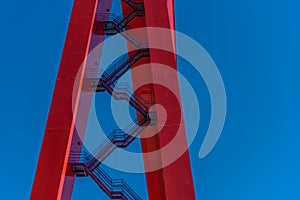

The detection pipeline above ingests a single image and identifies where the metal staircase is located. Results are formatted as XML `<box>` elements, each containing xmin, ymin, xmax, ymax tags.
<box><xmin>96</xmin><ymin>48</ymin><xmax>150</xmax><ymax>91</ymax></box>
<box><xmin>93</xmin><ymin>0</ymin><xmax>146</xmax><ymax>48</ymax></box>
<box><xmin>94</xmin><ymin>0</ymin><xmax>145</xmax><ymax>35</ymax></box>
<box><xmin>69</xmin><ymin>0</ymin><xmax>154</xmax><ymax>199</ymax></box>
<box><xmin>69</xmin><ymin>151</ymin><xmax>142</xmax><ymax>200</ymax></box>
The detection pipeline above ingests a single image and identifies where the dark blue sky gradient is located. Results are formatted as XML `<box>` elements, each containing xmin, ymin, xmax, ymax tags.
<box><xmin>0</xmin><ymin>0</ymin><xmax>299</xmax><ymax>199</ymax></box>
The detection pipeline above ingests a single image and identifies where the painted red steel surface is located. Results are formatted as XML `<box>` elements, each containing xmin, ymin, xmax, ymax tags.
<box><xmin>31</xmin><ymin>0</ymin><xmax>99</xmax><ymax>199</ymax></box>
<box><xmin>121</xmin><ymin>1</ymin><xmax>168</xmax><ymax>199</ymax></box>
<box><xmin>61</xmin><ymin>1</ymin><xmax>112</xmax><ymax>199</ymax></box>
<box><xmin>32</xmin><ymin>0</ymin><xmax>196</xmax><ymax>199</ymax></box>
<box><xmin>144</xmin><ymin>1</ymin><xmax>196</xmax><ymax>199</ymax></box>
<box><xmin>123</xmin><ymin>0</ymin><xmax>196</xmax><ymax>199</ymax></box>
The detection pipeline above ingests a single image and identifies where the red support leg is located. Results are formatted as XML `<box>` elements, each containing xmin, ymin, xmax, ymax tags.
<box><xmin>30</xmin><ymin>1</ymin><xmax>99</xmax><ymax>199</ymax></box>
<box><xmin>143</xmin><ymin>1</ymin><xmax>196</xmax><ymax>198</ymax></box>
<box><xmin>32</xmin><ymin>0</ymin><xmax>196</xmax><ymax>199</ymax></box>
<box><xmin>122</xmin><ymin>0</ymin><xmax>196</xmax><ymax>199</ymax></box>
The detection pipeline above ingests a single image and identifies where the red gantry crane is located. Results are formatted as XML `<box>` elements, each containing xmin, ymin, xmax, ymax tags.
<box><xmin>31</xmin><ymin>0</ymin><xmax>196</xmax><ymax>199</ymax></box>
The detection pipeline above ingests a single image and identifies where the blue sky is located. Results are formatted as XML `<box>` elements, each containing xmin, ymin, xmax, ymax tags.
<box><xmin>0</xmin><ymin>0</ymin><xmax>300</xmax><ymax>199</ymax></box>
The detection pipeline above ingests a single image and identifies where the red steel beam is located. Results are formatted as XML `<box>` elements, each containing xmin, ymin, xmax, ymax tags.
<box><xmin>61</xmin><ymin>1</ymin><xmax>112</xmax><ymax>198</ymax></box>
<box><xmin>143</xmin><ymin>0</ymin><xmax>196</xmax><ymax>198</ymax></box>
<box><xmin>32</xmin><ymin>0</ymin><xmax>195</xmax><ymax>199</ymax></box>
<box><xmin>31</xmin><ymin>0</ymin><xmax>99</xmax><ymax>199</ymax></box>
<box><xmin>121</xmin><ymin>1</ymin><xmax>168</xmax><ymax>199</ymax></box>
<box><xmin>122</xmin><ymin>0</ymin><xmax>196</xmax><ymax>199</ymax></box>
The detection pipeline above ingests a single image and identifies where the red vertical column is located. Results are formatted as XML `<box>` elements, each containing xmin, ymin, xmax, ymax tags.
<box><xmin>31</xmin><ymin>0</ymin><xmax>98</xmax><ymax>199</ymax></box>
<box><xmin>128</xmin><ymin>0</ymin><xmax>196</xmax><ymax>199</ymax></box>
<box><xmin>121</xmin><ymin>0</ymin><xmax>168</xmax><ymax>199</ymax></box>
<box><xmin>61</xmin><ymin>1</ymin><xmax>113</xmax><ymax>199</ymax></box>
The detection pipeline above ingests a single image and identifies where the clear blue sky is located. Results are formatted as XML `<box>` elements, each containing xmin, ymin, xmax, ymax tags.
<box><xmin>0</xmin><ymin>0</ymin><xmax>299</xmax><ymax>199</ymax></box>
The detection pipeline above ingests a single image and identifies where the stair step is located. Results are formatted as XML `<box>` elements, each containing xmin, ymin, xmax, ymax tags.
<box><xmin>72</xmin><ymin>164</ymin><xmax>89</xmax><ymax>177</ymax></box>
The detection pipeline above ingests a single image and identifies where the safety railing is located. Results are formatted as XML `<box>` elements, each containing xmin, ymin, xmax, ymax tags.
<box><xmin>93</xmin><ymin>1</ymin><xmax>146</xmax><ymax>48</ymax></box>
<box><xmin>87</xmin><ymin>116</ymin><xmax>149</xmax><ymax>171</ymax></box>
<box><xmin>71</xmin><ymin>1</ymin><xmax>153</xmax><ymax>199</ymax></box>
<box><xmin>69</xmin><ymin>151</ymin><xmax>141</xmax><ymax>200</ymax></box>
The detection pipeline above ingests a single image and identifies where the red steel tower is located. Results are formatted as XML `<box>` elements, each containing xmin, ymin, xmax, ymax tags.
<box><xmin>31</xmin><ymin>0</ymin><xmax>196</xmax><ymax>199</ymax></box>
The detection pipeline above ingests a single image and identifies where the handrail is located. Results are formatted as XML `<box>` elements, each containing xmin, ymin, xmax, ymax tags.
<box><xmin>102</xmin><ymin>80</ymin><xmax>149</xmax><ymax>117</ymax></box>
<box><xmin>69</xmin><ymin>2</ymin><xmax>150</xmax><ymax>199</ymax></box>
<box><xmin>94</xmin><ymin>3</ymin><xmax>147</xmax><ymax>48</ymax></box>
<box><xmin>114</xmin><ymin>82</ymin><xmax>151</xmax><ymax>110</ymax></box>
<box><xmin>104</xmin><ymin>49</ymin><xmax>144</xmax><ymax>85</ymax></box>
<box><xmin>87</xmin><ymin>116</ymin><xmax>149</xmax><ymax>171</ymax></box>
<box><xmin>69</xmin><ymin>151</ymin><xmax>142</xmax><ymax>200</ymax></box>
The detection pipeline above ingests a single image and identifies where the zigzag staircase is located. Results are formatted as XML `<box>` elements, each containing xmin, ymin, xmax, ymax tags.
<box><xmin>68</xmin><ymin>0</ymin><xmax>153</xmax><ymax>199</ymax></box>
<box><xmin>69</xmin><ymin>151</ymin><xmax>142</xmax><ymax>200</ymax></box>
